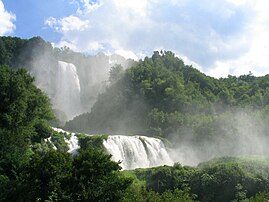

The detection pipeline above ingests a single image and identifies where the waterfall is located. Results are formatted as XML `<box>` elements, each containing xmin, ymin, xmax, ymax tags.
<box><xmin>55</xmin><ymin>61</ymin><xmax>82</xmax><ymax>120</ymax></box>
<box><xmin>65</xmin><ymin>133</ymin><xmax>79</xmax><ymax>154</ymax></box>
<box><xmin>51</xmin><ymin>128</ymin><xmax>173</xmax><ymax>170</ymax></box>
<box><xmin>103</xmin><ymin>135</ymin><xmax>174</xmax><ymax>170</ymax></box>
<box><xmin>52</xmin><ymin>127</ymin><xmax>80</xmax><ymax>154</ymax></box>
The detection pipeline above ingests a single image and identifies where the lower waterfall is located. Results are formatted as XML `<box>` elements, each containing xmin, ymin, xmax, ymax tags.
<box><xmin>103</xmin><ymin>135</ymin><xmax>174</xmax><ymax>170</ymax></box>
<box><xmin>53</xmin><ymin>128</ymin><xmax>174</xmax><ymax>170</ymax></box>
<box><xmin>52</xmin><ymin>127</ymin><xmax>79</xmax><ymax>154</ymax></box>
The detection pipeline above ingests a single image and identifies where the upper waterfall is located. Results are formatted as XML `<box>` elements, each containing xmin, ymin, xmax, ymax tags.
<box><xmin>55</xmin><ymin>61</ymin><xmax>82</xmax><ymax>120</ymax></box>
<box><xmin>103</xmin><ymin>135</ymin><xmax>174</xmax><ymax>170</ymax></box>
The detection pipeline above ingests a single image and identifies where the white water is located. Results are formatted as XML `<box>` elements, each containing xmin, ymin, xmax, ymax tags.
<box><xmin>103</xmin><ymin>135</ymin><xmax>174</xmax><ymax>170</ymax></box>
<box><xmin>52</xmin><ymin>127</ymin><xmax>80</xmax><ymax>154</ymax></box>
<box><xmin>44</xmin><ymin>137</ymin><xmax>57</xmax><ymax>150</ymax></box>
<box><xmin>51</xmin><ymin>128</ymin><xmax>173</xmax><ymax>170</ymax></box>
<box><xmin>55</xmin><ymin>61</ymin><xmax>82</xmax><ymax>120</ymax></box>
<box><xmin>66</xmin><ymin>133</ymin><xmax>79</xmax><ymax>154</ymax></box>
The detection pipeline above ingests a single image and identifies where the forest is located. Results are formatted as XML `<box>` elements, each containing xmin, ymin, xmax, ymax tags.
<box><xmin>66</xmin><ymin>50</ymin><xmax>269</xmax><ymax>136</ymax></box>
<box><xmin>1</xmin><ymin>36</ymin><xmax>269</xmax><ymax>201</ymax></box>
<box><xmin>65</xmin><ymin>49</ymin><xmax>269</xmax><ymax>164</ymax></box>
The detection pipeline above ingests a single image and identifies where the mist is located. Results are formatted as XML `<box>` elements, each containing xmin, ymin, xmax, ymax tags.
<box><xmin>18</xmin><ymin>37</ymin><xmax>135</xmax><ymax>124</ymax></box>
<box><xmin>169</xmin><ymin>108</ymin><xmax>269</xmax><ymax>166</ymax></box>
<box><xmin>61</xmin><ymin>50</ymin><xmax>269</xmax><ymax>169</ymax></box>
<box><xmin>10</xmin><ymin>37</ymin><xmax>269</xmax><ymax>169</ymax></box>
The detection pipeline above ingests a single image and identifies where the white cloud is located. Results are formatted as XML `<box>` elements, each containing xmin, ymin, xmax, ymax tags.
<box><xmin>208</xmin><ymin>0</ymin><xmax>269</xmax><ymax>77</ymax></box>
<box><xmin>61</xmin><ymin>15</ymin><xmax>89</xmax><ymax>31</ymax></box>
<box><xmin>45</xmin><ymin>15</ymin><xmax>89</xmax><ymax>32</ymax></box>
<box><xmin>87</xmin><ymin>41</ymin><xmax>104</xmax><ymax>51</ymax></box>
<box><xmin>115</xmin><ymin>49</ymin><xmax>138</xmax><ymax>60</ymax></box>
<box><xmin>0</xmin><ymin>0</ymin><xmax>16</xmax><ymax>35</ymax></box>
<box><xmin>227</xmin><ymin>0</ymin><xmax>248</xmax><ymax>6</ymax></box>
<box><xmin>45</xmin><ymin>0</ymin><xmax>269</xmax><ymax>78</ymax></box>
<box><xmin>55</xmin><ymin>40</ymin><xmax>78</xmax><ymax>50</ymax></box>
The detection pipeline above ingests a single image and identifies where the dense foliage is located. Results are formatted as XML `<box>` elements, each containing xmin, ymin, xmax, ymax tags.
<box><xmin>0</xmin><ymin>36</ymin><xmax>134</xmax><ymax>124</ymax></box>
<box><xmin>0</xmin><ymin>65</ymin><xmax>54</xmax><ymax>176</ymax></box>
<box><xmin>65</xmin><ymin>51</ymin><xmax>269</xmax><ymax>163</ymax></box>
<box><xmin>2</xmin><ymin>36</ymin><xmax>269</xmax><ymax>201</ymax></box>
<box><xmin>77</xmin><ymin>133</ymin><xmax>108</xmax><ymax>150</ymax></box>
<box><xmin>65</xmin><ymin>51</ymin><xmax>269</xmax><ymax>135</ymax></box>
<box><xmin>123</xmin><ymin>156</ymin><xmax>269</xmax><ymax>202</ymax></box>
<box><xmin>0</xmin><ymin>66</ymin><xmax>132</xmax><ymax>201</ymax></box>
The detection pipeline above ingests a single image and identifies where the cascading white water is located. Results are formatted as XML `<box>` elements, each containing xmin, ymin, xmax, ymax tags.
<box><xmin>103</xmin><ymin>135</ymin><xmax>174</xmax><ymax>170</ymax></box>
<box><xmin>51</xmin><ymin>128</ymin><xmax>173</xmax><ymax>170</ymax></box>
<box><xmin>66</xmin><ymin>133</ymin><xmax>79</xmax><ymax>154</ymax></box>
<box><xmin>55</xmin><ymin>61</ymin><xmax>82</xmax><ymax>120</ymax></box>
<box><xmin>52</xmin><ymin>127</ymin><xmax>80</xmax><ymax>154</ymax></box>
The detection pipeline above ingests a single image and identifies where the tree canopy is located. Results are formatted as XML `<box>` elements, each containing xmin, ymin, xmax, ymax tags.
<box><xmin>65</xmin><ymin>51</ymin><xmax>269</xmax><ymax>137</ymax></box>
<box><xmin>0</xmin><ymin>65</ymin><xmax>132</xmax><ymax>201</ymax></box>
<box><xmin>0</xmin><ymin>65</ymin><xmax>54</xmax><ymax>175</ymax></box>
<box><xmin>2</xmin><ymin>36</ymin><xmax>269</xmax><ymax>201</ymax></box>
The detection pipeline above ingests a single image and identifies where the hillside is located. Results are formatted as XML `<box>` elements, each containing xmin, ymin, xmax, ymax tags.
<box><xmin>2</xmin><ymin>37</ymin><xmax>269</xmax><ymax>201</ymax></box>
<box><xmin>0</xmin><ymin>36</ymin><xmax>135</xmax><ymax>123</ymax></box>
<box><xmin>64</xmin><ymin>51</ymin><xmax>269</xmax><ymax>164</ymax></box>
<box><xmin>125</xmin><ymin>156</ymin><xmax>269</xmax><ymax>202</ymax></box>
<box><xmin>66</xmin><ymin>51</ymin><xmax>269</xmax><ymax>135</ymax></box>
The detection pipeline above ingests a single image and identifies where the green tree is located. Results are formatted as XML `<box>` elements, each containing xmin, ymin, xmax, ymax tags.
<box><xmin>109</xmin><ymin>64</ymin><xmax>124</xmax><ymax>84</ymax></box>
<box><xmin>70</xmin><ymin>148</ymin><xmax>132</xmax><ymax>201</ymax></box>
<box><xmin>0</xmin><ymin>65</ymin><xmax>54</xmax><ymax>178</ymax></box>
<box><xmin>17</xmin><ymin>150</ymin><xmax>72</xmax><ymax>201</ymax></box>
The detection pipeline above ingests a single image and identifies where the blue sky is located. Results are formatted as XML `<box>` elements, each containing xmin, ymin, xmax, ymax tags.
<box><xmin>2</xmin><ymin>0</ymin><xmax>78</xmax><ymax>41</ymax></box>
<box><xmin>1</xmin><ymin>0</ymin><xmax>269</xmax><ymax>78</ymax></box>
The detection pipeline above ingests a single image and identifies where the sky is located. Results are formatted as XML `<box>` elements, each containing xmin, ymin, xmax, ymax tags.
<box><xmin>1</xmin><ymin>0</ymin><xmax>269</xmax><ymax>78</ymax></box>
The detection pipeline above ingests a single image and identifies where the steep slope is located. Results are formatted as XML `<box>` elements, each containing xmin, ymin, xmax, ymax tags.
<box><xmin>65</xmin><ymin>51</ymin><xmax>269</xmax><ymax>164</ymax></box>
<box><xmin>0</xmin><ymin>36</ymin><xmax>135</xmax><ymax>122</ymax></box>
